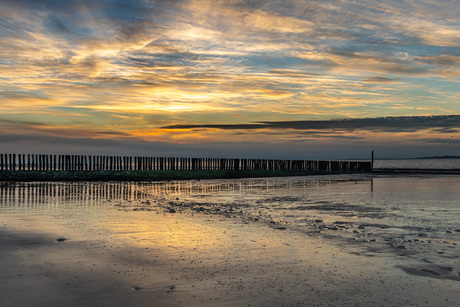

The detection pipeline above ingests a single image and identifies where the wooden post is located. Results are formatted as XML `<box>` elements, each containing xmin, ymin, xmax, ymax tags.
<box><xmin>371</xmin><ymin>150</ymin><xmax>374</xmax><ymax>172</ymax></box>
<box><xmin>17</xmin><ymin>154</ymin><xmax>22</xmax><ymax>170</ymax></box>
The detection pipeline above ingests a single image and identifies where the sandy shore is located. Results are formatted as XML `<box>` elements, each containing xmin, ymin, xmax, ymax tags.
<box><xmin>1</xmin><ymin>198</ymin><xmax>459</xmax><ymax>307</ymax></box>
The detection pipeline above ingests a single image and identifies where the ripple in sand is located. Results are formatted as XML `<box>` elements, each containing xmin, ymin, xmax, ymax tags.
<box><xmin>395</xmin><ymin>264</ymin><xmax>460</xmax><ymax>281</ymax></box>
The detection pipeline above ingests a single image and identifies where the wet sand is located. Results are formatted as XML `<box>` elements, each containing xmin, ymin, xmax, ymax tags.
<box><xmin>1</xmin><ymin>198</ymin><xmax>459</xmax><ymax>307</ymax></box>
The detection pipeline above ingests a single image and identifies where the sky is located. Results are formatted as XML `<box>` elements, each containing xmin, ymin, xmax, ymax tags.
<box><xmin>1</xmin><ymin>0</ymin><xmax>460</xmax><ymax>159</ymax></box>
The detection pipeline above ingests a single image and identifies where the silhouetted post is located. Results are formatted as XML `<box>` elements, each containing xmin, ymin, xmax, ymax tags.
<box><xmin>331</xmin><ymin>161</ymin><xmax>339</xmax><ymax>171</ymax></box>
<box><xmin>18</xmin><ymin>154</ymin><xmax>22</xmax><ymax>170</ymax></box>
<box><xmin>371</xmin><ymin>150</ymin><xmax>374</xmax><ymax>171</ymax></box>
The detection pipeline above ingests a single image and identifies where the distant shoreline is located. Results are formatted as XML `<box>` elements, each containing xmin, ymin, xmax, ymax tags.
<box><xmin>376</xmin><ymin>156</ymin><xmax>460</xmax><ymax>160</ymax></box>
<box><xmin>372</xmin><ymin>168</ymin><xmax>460</xmax><ymax>174</ymax></box>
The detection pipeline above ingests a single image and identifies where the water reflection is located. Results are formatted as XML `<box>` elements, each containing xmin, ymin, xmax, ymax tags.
<box><xmin>0</xmin><ymin>177</ymin><xmax>372</xmax><ymax>210</ymax></box>
<box><xmin>1</xmin><ymin>176</ymin><xmax>459</xmax><ymax>262</ymax></box>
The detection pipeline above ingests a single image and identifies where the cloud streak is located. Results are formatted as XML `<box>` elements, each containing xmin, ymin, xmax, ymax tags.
<box><xmin>162</xmin><ymin>115</ymin><xmax>460</xmax><ymax>133</ymax></box>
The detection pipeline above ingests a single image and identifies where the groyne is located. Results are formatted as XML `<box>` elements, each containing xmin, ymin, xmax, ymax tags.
<box><xmin>0</xmin><ymin>154</ymin><xmax>372</xmax><ymax>172</ymax></box>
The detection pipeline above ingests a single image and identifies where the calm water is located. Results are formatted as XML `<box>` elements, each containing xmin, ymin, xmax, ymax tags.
<box><xmin>1</xmin><ymin>174</ymin><xmax>459</xmax><ymax>258</ymax></box>
<box><xmin>374</xmin><ymin>158</ymin><xmax>460</xmax><ymax>169</ymax></box>
<box><xmin>3</xmin><ymin>174</ymin><xmax>459</xmax><ymax>306</ymax></box>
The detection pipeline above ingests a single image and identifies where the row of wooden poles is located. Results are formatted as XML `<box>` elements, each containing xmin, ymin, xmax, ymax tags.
<box><xmin>0</xmin><ymin>154</ymin><xmax>372</xmax><ymax>172</ymax></box>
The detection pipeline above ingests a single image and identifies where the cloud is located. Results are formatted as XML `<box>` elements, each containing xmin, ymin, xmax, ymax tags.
<box><xmin>162</xmin><ymin>115</ymin><xmax>460</xmax><ymax>134</ymax></box>
<box><xmin>1</xmin><ymin>0</ymin><xmax>460</xmax><ymax>159</ymax></box>
<box><xmin>363</xmin><ymin>76</ymin><xmax>399</xmax><ymax>83</ymax></box>
<box><xmin>1</xmin><ymin>129</ymin><xmax>459</xmax><ymax>160</ymax></box>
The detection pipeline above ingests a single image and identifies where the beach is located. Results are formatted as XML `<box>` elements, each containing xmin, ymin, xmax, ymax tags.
<box><xmin>1</xmin><ymin>175</ymin><xmax>459</xmax><ymax>306</ymax></box>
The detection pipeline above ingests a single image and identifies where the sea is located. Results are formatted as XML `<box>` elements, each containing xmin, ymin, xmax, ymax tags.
<box><xmin>1</xmin><ymin>157</ymin><xmax>459</xmax><ymax>306</ymax></box>
<box><xmin>373</xmin><ymin>158</ymin><xmax>460</xmax><ymax>170</ymax></box>
<box><xmin>1</xmin><ymin>158</ymin><xmax>459</xmax><ymax>271</ymax></box>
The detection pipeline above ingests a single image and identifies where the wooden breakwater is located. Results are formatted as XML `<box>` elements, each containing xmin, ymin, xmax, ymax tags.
<box><xmin>0</xmin><ymin>154</ymin><xmax>372</xmax><ymax>172</ymax></box>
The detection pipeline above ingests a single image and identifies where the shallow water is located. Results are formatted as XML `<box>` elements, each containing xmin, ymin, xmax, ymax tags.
<box><xmin>1</xmin><ymin>174</ymin><xmax>460</xmax><ymax>306</ymax></box>
<box><xmin>374</xmin><ymin>158</ymin><xmax>460</xmax><ymax>169</ymax></box>
<box><xmin>1</xmin><ymin>174</ymin><xmax>459</xmax><ymax>260</ymax></box>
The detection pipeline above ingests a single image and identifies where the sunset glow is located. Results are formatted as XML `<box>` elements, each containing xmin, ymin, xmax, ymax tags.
<box><xmin>1</xmin><ymin>0</ymin><xmax>460</xmax><ymax>158</ymax></box>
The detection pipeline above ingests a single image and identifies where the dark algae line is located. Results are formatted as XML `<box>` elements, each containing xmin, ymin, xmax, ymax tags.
<box><xmin>0</xmin><ymin>169</ymin><xmax>370</xmax><ymax>182</ymax></box>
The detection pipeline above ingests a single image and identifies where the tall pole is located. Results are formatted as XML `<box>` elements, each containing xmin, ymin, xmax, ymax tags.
<box><xmin>371</xmin><ymin>150</ymin><xmax>374</xmax><ymax>171</ymax></box>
